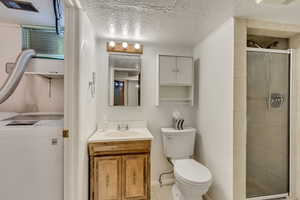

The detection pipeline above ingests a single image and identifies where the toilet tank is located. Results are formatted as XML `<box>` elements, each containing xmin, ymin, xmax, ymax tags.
<box><xmin>161</xmin><ymin>128</ymin><xmax>196</xmax><ymax>159</ymax></box>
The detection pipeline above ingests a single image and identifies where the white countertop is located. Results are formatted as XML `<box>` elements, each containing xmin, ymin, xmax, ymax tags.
<box><xmin>89</xmin><ymin>128</ymin><xmax>153</xmax><ymax>143</ymax></box>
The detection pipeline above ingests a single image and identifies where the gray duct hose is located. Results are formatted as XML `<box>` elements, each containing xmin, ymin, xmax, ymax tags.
<box><xmin>0</xmin><ymin>49</ymin><xmax>36</xmax><ymax>104</ymax></box>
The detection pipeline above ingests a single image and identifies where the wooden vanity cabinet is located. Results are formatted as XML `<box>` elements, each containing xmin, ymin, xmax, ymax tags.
<box><xmin>94</xmin><ymin>156</ymin><xmax>122</xmax><ymax>200</ymax></box>
<box><xmin>89</xmin><ymin>140</ymin><xmax>151</xmax><ymax>200</ymax></box>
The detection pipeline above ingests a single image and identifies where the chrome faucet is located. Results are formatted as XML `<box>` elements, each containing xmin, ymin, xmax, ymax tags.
<box><xmin>117</xmin><ymin>124</ymin><xmax>129</xmax><ymax>131</ymax></box>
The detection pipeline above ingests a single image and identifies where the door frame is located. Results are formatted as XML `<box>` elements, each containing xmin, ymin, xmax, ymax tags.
<box><xmin>64</xmin><ymin>1</ymin><xmax>81</xmax><ymax>200</ymax></box>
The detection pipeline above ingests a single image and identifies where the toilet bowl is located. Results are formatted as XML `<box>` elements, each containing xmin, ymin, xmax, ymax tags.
<box><xmin>161</xmin><ymin>128</ymin><xmax>212</xmax><ymax>200</ymax></box>
<box><xmin>172</xmin><ymin>159</ymin><xmax>212</xmax><ymax>200</ymax></box>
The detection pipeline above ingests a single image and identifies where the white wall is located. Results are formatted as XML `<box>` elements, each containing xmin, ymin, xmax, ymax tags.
<box><xmin>0</xmin><ymin>22</ymin><xmax>64</xmax><ymax>113</ymax></box>
<box><xmin>76</xmin><ymin>11</ymin><xmax>97</xmax><ymax>200</ymax></box>
<box><xmin>193</xmin><ymin>18</ymin><xmax>235</xmax><ymax>200</ymax></box>
<box><xmin>96</xmin><ymin>41</ymin><xmax>197</xmax><ymax>183</ymax></box>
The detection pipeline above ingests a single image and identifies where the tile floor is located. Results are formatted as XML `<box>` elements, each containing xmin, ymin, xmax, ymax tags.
<box><xmin>151</xmin><ymin>185</ymin><xmax>173</xmax><ymax>200</ymax></box>
<box><xmin>151</xmin><ymin>184</ymin><xmax>211</xmax><ymax>200</ymax></box>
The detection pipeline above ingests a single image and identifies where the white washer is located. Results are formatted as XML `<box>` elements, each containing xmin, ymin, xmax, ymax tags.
<box><xmin>0</xmin><ymin>112</ymin><xmax>64</xmax><ymax>200</ymax></box>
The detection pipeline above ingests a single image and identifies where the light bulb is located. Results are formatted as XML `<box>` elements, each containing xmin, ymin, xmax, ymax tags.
<box><xmin>109</xmin><ymin>41</ymin><xmax>116</xmax><ymax>48</ymax></box>
<box><xmin>122</xmin><ymin>42</ymin><xmax>128</xmax><ymax>49</ymax></box>
<box><xmin>134</xmin><ymin>43</ymin><xmax>141</xmax><ymax>49</ymax></box>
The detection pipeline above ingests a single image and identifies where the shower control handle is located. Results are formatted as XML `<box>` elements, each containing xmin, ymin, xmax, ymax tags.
<box><xmin>268</xmin><ymin>93</ymin><xmax>285</xmax><ymax>108</ymax></box>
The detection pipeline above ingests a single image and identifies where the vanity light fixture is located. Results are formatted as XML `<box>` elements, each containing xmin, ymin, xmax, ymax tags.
<box><xmin>109</xmin><ymin>41</ymin><xmax>116</xmax><ymax>48</ymax></box>
<box><xmin>134</xmin><ymin>43</ymin><xmax>141</xmax><ymax>50</ymax></box>
<box><xmin>122</xmin><ymin>42</ymin><xmax>128</xmax><ymax>49</ymax></box>
<box><xmin>106</xmin><ymin>41</ymin><xmax>143</xmax><ymax>54</ymax></box>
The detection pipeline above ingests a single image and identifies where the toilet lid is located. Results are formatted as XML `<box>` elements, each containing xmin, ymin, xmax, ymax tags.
<box><xmin>174</xmin><ymin>159</ymin><xmax>212</xmax><ymax>185</ymax></box>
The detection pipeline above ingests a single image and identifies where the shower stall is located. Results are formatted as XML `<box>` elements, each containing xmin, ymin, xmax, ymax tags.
<box><xmin>246</xmin><ymin>48</ymin><xmax>291</xmax><ymax>200</ymax></box>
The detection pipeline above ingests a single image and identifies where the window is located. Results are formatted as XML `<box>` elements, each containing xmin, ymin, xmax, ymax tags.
<box><xmin>22</xmin><ymin>26</ymin><xmax>64</xmax><ymax>60</ymax></box>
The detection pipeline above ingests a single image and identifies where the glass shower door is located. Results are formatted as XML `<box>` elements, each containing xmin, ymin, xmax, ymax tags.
<box><xmin>247</xmin><ymin>51</ymin><xmax>290</xmax><ymax>199</ymax></box>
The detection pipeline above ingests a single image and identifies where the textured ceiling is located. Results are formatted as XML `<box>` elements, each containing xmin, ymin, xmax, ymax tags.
<box><xmin>1</xmin><ymin>0</ymin><xmax>300</xmax><ymax>46</ymax></box>
<box><xmin>235</xmin><ymin>0</ymin><xmax>300</xmax><ymax>25</ymax></box>
<box><xmin>81</xmin><ymin>0</ymin><xmax>238</xmax><ymax>46</ymax></box>
<box><xmin>80</xmin><ymin>0</ymin><xmax>300</xmax><ymax>46</ymax></box>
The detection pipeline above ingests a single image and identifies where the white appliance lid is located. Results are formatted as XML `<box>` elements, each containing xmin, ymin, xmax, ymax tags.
<box><xmin>0</xmin><ymin>112</ymin><xmax>17</xmax><ymax>121</ymax></box>
<box><xmin>174</xmin><ymin>159</ymin><xmax>212</xmax><ymax>184</ymax></box>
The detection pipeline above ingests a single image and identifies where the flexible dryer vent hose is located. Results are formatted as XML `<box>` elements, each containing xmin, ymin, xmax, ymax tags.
<box><xmin>0</xmin><ymin>49</ymin><xmax>36</xmax><ymax>104</ymax></box>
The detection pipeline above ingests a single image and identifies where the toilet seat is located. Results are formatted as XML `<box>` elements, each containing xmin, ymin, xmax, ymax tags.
<box><xmin>173</xmin><ymin>159</ymin><xmax>212</xmax><ymax>185</ymax></box>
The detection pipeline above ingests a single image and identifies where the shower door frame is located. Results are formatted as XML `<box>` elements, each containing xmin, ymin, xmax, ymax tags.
<box><xmin>246</xmin><ymin>47</ymin><xmax>295</xmax><ymax>200</ymax></box>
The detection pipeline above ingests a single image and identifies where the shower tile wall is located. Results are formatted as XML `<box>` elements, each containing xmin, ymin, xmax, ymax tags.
<box><xmin>247</xmin><ymin>52</ymin><xmax>289</xmax><ymax>197</ymax></box>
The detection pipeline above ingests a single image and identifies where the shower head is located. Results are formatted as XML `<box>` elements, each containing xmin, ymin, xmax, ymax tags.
<box><xmin>0</xmin><ymin>0</ymin><xmax>39</xmax><ymax>12</ymax></box>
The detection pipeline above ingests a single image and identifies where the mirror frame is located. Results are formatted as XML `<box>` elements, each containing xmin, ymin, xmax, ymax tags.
<box><xmin>108</xmin><ymin>53</ymin><xmax>142</xmax><ymax>107</ymax></box>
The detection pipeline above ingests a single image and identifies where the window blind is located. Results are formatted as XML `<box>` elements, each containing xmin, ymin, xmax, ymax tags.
<box><xmin>22</xmin><ymin>26</ymin><xmax>64</xmax><ymax>60</ymax></box>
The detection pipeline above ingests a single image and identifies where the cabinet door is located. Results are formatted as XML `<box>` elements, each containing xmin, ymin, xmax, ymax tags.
<box><xmin>159</xmin><ymin>56</ymin><xmax>177</xmax><ymax>84</ymax></box>
<box><xmin>122</xmin><ymin>154</ymin><xmax>149</xmax><ymax>200</ymax></box>
<box><xmin>94</xmin><ymin>156</ymin><xmax>122</xmax><ymax>200</ymax></box>
<box><xmin>176</xmin><ymin>57</ymin><xmax>193</xmax><ymax>85</ymax></box>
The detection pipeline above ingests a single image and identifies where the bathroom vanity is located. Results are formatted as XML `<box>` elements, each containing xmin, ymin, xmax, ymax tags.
<box><xmin>88</xmin><ymin>127</ymin><xmax>153</xmax><ymax>200</ymax></box>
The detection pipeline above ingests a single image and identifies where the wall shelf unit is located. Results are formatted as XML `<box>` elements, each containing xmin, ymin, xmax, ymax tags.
<box><xmin>156</xmin><ymin>54</ymin><xmax>194</xmax><ymax>106</ymax></box>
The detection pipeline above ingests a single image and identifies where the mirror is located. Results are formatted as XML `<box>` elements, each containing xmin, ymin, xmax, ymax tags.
<box><xmin>109</xmin><ymin>54</ymin><xmax>141</xmax><ymax>107</ymax></box>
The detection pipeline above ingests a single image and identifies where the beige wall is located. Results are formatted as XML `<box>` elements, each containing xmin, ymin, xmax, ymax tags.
<box><xmin>0</xmin><ymin>22</ymin><xmax>64</xmax><ymax>113</ymax></box>
<box><xmin>193</xmin><ymin>18</ymin><xmax>235</xmax><ymax>200</ymax></box>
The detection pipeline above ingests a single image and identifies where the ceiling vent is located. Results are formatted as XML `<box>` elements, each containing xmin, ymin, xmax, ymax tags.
<box><xmin>256</xmin><ymin>0</ymin><xmax>297</xmax><ymax>4</ymax></box>
<box><xmin>0</xmin><ymin>0</ymin><xmax>38</xmax><ymax>12</ymax></box>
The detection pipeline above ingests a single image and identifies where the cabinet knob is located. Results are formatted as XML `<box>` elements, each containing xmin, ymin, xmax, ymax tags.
<box><xmin>106</xmin><ymin>174</ymin><xmax>110</xmax><ymax>187</ymax></box>
<box><xmin>133</xmin><ymin>171</ymin><xmax>136</xmax><ymax>185</ymax></box>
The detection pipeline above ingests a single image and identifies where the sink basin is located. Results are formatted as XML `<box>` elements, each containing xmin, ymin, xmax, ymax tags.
<box><xmin>104</xmin><ymin>130</ymin><xmax>141</xmax><ymax>137</ymax></box>
<box><xmin>89</xmin><ymin>128</ymin><xmax>153</xmax><ymax>142</ymax></box>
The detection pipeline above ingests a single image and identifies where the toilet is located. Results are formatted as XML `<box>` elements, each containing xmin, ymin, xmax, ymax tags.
<box><xmin>161</xmin><ymin>128</ymin><xmax>212</xmax><ymax>200</ymax></box>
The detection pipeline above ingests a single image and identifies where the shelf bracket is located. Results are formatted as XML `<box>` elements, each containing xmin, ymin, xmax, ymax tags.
<box><xmin>5</xmin><ymin>63</ymin><xmax>15</xmax><ymax>74</ymax></box>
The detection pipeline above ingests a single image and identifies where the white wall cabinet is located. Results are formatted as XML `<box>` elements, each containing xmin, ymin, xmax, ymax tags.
<box><xmin>156</xmin><ymin>55</ymin><xmax>194</xmax><ymax>106</ymax></box>
<box><xmin>177</xmin><ymin>57</ymin><xmax>193</xmax><ymax>84</ymax></box>
<box><xmin>159</xmin><ymin>56</ymin><xmax>177</xmax><ymax>84</ymax></box>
